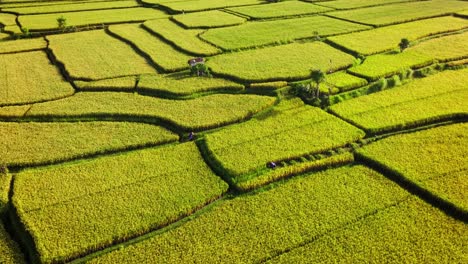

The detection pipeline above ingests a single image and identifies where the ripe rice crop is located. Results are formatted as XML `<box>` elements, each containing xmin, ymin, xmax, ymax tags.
<box><xmin>0</xmin><ymin>122</ymin><xmax>178</xmax><ymax>167</ymax></box>
<box><xmin>47</xmin><ymin>30</ymin><xmax>156</xmax><ymax>80</ymax></box>
<box><xmin>319</xmin><ymin>71</ymin><xmax>368</xmax><ymax>93</ymax></box>
<box><xmin>143</xmin><ymin>19</ymin><xmax>220</xmax><ymax>56</ymax></box>
<box><xmin>19</xmin><ymin>7</ymin><xmax>168</xmax><ymax>31</ymax></box>
<box><xmin>327</xmin><ymin>0</ymin><xmax>468</xmax><ymax>26</ymax></box>
<box><xmin>0</xmin><ymin>13</ymin><xmax>16</xmax><ymax>26</ymax></box>
<box><xmin>357</xmin><ymin>123</ymin><xmax>468</xmax><ymax>212</ymax></box>
<box><xmin>108</xmin><ymin>24</ymin><xmax>190</xmax><ymax>72</ymax></box>
<box><xmin>0</xmin><ymin>105</ymin><xmax>30</xmax><ymax>117</ymax></box>
<box><xmin>137</xmin><ymin>73</ymin><xmax>244</xmax><ymax>96</ymax></box>
<box><xmin>327</xmin><ymin>16</ymin><xmax>468</xmax><ymax>55</ymax></box>
<box><xmin>315</xmin><ymin>0</ymin><xmax>422</xmax><ymax>10</ymax></box>
<box><xmin>13</xmin><ymin>142</ymin><xmax>229</xmax><ymax>263</ymax></box>
<box><xmin>227</xmin><ymin>1</ymin><xmax>332</xmax><ymax>19</ymax></box>
<box><xmin>74</xmin><ymin>76</ymin><xmax>137</xmax><ymax>91</ymax></box>
<box><xmin>0</xmin><ymin>51</ymin><xmax>74</xmax><ymax>106</ymax></box>
<box><xmin>207</xmin><ymin>42</ymin><xmax>356</xmax><ymax>82</ymax></box>
<box><xmin>268</xmin><ymin>197</ymin><xmax>468</xmax><ymax>263</ymax></box>
<box><xmin>347</xmin><ymin>51</ymin><xmax>434</xmax><ymax>81</ymax></box>
<box><xmin>200</xmin><ymin>16</ymin><xmax>370</xmax><ymax>50</ymax></box>
<box><xmin>408</xmin><ymin>32</ymin><xmax>468</xmax><ymax>62</ymax></box>
<box><xmin>88</xmin><ymin>165</ymin><xmax>409</xmax><ymax>263</ymax></box>
<box><xmin>3</xmin><ymin>0</ymin><xmax>139</xmax><ymax>14</ymax></box>
<box><xmin>0</xmin><ymin>170</ymin><xmax>11</xmax><ymax>213</ymax></box>
<box><xmin>0</xmin><ymin>223</ymin><xmax>25</xmax><ymax>264</ymax></box>
<box><xmin>203</xmin><ymin>101</ymin><xmax>364</xmax><ymax>182</ymax></box>
<box><xmin>156</xmin><ymin>0</ymin><xmax>263</xmax><ymax>12</ymax></box>
<box><xmin>330</xmin><ymin>69</ymin><xmax>468</xmax><ymax>134</ymax></box>
<box><xmin>25</xmin><ymin>92</ymin><xmax>276</xmax><ymax>131</ymax></box>
<box><xmin>172</xmin><ymin>10</ymin><xmax>246</xmax><ymax>28</ymax></box>
<box><xmin>0</xmin><ymin>38</ymin><xmax>46</xmax><ymax>54</ymax></box>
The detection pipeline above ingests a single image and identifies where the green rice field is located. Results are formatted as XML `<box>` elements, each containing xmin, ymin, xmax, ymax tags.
<box><xmin>0</xmin><ymin>0</ymin><xmax>466</xmax><ymax>263</ymax></box>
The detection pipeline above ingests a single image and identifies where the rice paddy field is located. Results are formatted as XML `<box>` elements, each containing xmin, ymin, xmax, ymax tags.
<box><xmin>0</xmin><ymin>0</ymin><xmax>466</xmax><ymax>263</ymax></box>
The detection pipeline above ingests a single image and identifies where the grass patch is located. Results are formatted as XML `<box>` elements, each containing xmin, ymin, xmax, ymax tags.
<box><xmin>357</xmin><ymin>123</ymin><xmax>468</xmax><ymax>213</ymax></box>
<box><xmin>327</xmin><ymin>16</ymin><xmax>468</xmax><ymax>55</ymax></box>
<box><xmin>200</xmin><ymin>15</ymin><xmax>370</xmax><ymax>50</ymax></box>
<box><xmin>12</xmin><ymin>142</ymin><xmax>229</xmax><ymax>263</ymax></box>
<box><xmin>74</xmin><ymin>76</ymin><xmax>136</xmax><ymax>91</ymax></box>
<box><xmin>87</xmin><ymin>165</ymin><xmax>409</xmax><ymax>263</ymax></box>
<box><xmin>143</xmin><ymin>19</ymin><xmax>220</xmax><ymax>56</ymax></box>
<box><xmin>156</xmin><ymin>0</ymin><xmax>263</xmax><ymax>12</ymax></box>
<box><xmin>207</xmin><ymin>42</ymin><xmax>356</xmax><ymax>82</ymax></box>
<box><xmin>3</xmin><ymin>0</ymin><xmax>139</xmax><ymax>14</ymax></box>
<box><xmin>0</xmin><ymin>38</ymin><xmax>46</xmax><ymax>54</ymax></box>
<box><xmin>0</xmin><ymin>222</ymin><xmax>25</xmax><ymax>264</ymax></box>
<box><xmin>227</xmin><ymin>1</ymin><xmax>332</xmax><ymax>19</ymax></box>
<box><xmin>268</xmin><ymin>197</ymin><xmax>468</xmax><ymax>263</ymax></box>
<box><xmin>409</xmin><ymin>31</ymin><xmax>468</xmax><ymax>62</ymax></box>
<box><xmin>24</xmin><ymin>92</ymin><xmax>276</xmax><ymax>131</ymax></box>
<box><xmin>0</xmin><ymin>122</ymin><xmax>178</xmax><ymax>168</ymax></box>
<box><xmin>327</xmin><ymin>0</ymin><xmax>468</xmax><ymax>26</ymax></box>
<box><xmin>19</xmin><ymin>7</ymin><xmax>168</xmax><ymax>31</ymax></box>
<box><xmin>329</xmin><ymin>69</ymin><xmax>468</xmax><ymax>134</ymax></box>
<box><xmin>203</xmin><ymin>100</ymin><xmax>364</xmax><ymax>184</ymax></box>
<box><xmin>137</xmin><ymin>72</ymin><xmax>244</xmax><ymax>97</ymax></box>
<box><xmin>348</xmin><ymin>51</ymin><xmax>434</xmax><ymax>81</ymax></box>
<box><xmin>0</xmin><ymin>51</ymin><xmax>74</xmax><ymax>106</ymax></box>
<box><xmin>172</xmin><ymin>10</ymin><xmax>246</xmax><ymax>28</ymax></box>
<box><xmin>108</xmin><ymin>24</ymin><xmax>190</xmax><ymax>72</ymax></box>
<box><xmin>47</xmin><ymin>30</ymin><xmax>156</xmax><ymax>80</ymax></box>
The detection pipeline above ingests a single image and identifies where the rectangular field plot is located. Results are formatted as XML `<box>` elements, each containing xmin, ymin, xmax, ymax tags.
<box><xmin>321</xmin><ymin>71</ymin><xmax>368</xmax><ymax>93</ymax></box>
<box><xmin>206</xmin><ymin>42</ymin><xmax>356</xmax><ymax>82</ymax></box>
<box><xmin>13</xmin><ymin>143</ymin><xmax>229</xmax><ymax>263</ymax></box>
<box><xmin>74</xmin><ymin>76</ymin><xmax>137</xmax><ymax>91</ymax></box>
<box><xmin>155</xmin><ymin>0</ymin><xmax>263</xmax><ymax>12</ymax></box>
<box><xmin>227</xmin><ymin>1</ymin><xmax>332</xmax><ymax>19</ymax></box>
<box><xmin>202</xmin><ymin>100</ymin><xmax>364</xmax><ymax>189</ymax></box>
<box><xmin>408</xmin><ymin>32</ymin><xmax>468</xmax><ymax>62</ymax></box>
<box><xmin>200</xmin><ymin>15</ymin><xmax>370</xmax><ymax>50</ymax></box>
<box><xmin>172</xmin><ymin>10</ymin><xmax>246</xmax><ymax>28</ymax></box>
<box><xmin>0</xmin><ymin>13</ymin><xmax>17</xmax><ymax>26</ymax></box>
<box><xmin>0</xmin><ymin>38</ymin><xmax>46</xmax><ymax>54</ymax></box>
<box><xmin>88</xmin><ymin>165</ymin><xmax>409</xmax><ymax>263</ymax></box>
<box><xmin>347</xmin><ymin>51</ymin><xmax>434</xmax><ymax>81</ymax></box>
<box><xmin>47</xmin><ymin>30</ymin><xmax>156</xmax><ymax>80</ymax></box>
<box><xmin>137</xmin><ymin>72</ymin><xmax>244</xmax><ymax>97</ymax></box>
<box><xmin>268</xmin><ymin>197</ymin><xmax>468</xmax><ymax>263</ymax></box>
<box><xmin>0</xmin><ymin>51</ymin><xmax>74</xmax><ymax>106</ymax></box>
<box><xmin>25</xmin><ymin>92</ymin><xmax>276</xmax><ymax>131</ymax></box>
<box><xmin>315</xmin><ymin>0</ymin><xmax>423</xmax><ymax>10</ymax></box>
<box><xmin>327</xmin><ymin>0</ymin><xmax>468</xmax><ymax>26</ymax></box>
<box><xmin>3</xmin><ymin>0</ymin><xmax>139</xmax><ymax>14</ymax></box>
<box><xmin>328</xmin><ymin>16</ymin><xmax>468</xmax><ymax>55</ymax></box>
<box><xmin>357</xmin><ymin>123</ymin><xmax>468</xmax><ymax>213</ymax></box>
<box><xmin>19</xmin><ymin>7</ymin><xmax>168</xmax><ymax>31</ymax></box>
<box><xmin>108</xmin><ymin>24</ymin><xmax>190</xmax><ymax>72</ymax></box>
<box><xmin>0</xmin><ymin>222</ymin><xmax>25</xmax><ymax>264</ymax></box>
<box><xmin>0</xmin><ymin>122</ymin><xmax>178</xmax><ymax>167</ymax></box>
<box><xmin>330</xmin><ymin>69</ymin><xmax>468</xmax><ymax>134</ymax></box>
<box><xmin>143</xmin><ymin>19</ymin><xmax>220</xmax><ymax>56</ymax></box>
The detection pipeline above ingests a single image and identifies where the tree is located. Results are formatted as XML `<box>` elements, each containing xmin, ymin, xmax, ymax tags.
<box><xmin>399</xmin><ymin>38</ymin><xmax>410</xmax><ymax>52</ymax></box>
<box><xmin>190</xmin><ymin>63</ymin><xmax>212</xmax><ymax>77</ymax></box>
<box><xmin>310</xmin><ymin>69</ymin><xmax>326</xmax><ymax>98</ymax></box>
<box><xmin>57</xmin><ymin>16</ymin><xmax>67</xmax><ymax>31</ymax></box>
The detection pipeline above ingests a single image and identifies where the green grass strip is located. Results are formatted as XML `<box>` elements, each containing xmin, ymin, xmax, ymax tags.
<box><xmin>227</xmin><ymin>1</ymin><xmax>332</xmax><ymax>19</ymax></box>
<box><xmin>200</xmin><ymin>15</ymin><xmax>370</xmax><ymax>50</ymax></box>
<box><xmin>207</xmin><ymin>42</ymin><xmax>356</xmax><ymax>82</ymax></box>
<box><xmin>268</xmin><ymin>197</ymin><xmax>468</xmax><ymax>263</ymax></box>
<box><xmin>87</xmin><ymin>165</ymin><xmax>409</xmax><ymax>263</ymax></box>
<box><xmin>47</xmin><ymin>30</ymin><xmax>157</xmax><ymax>80</ymax></box>
<box><xmin>143</xmin><ymin>19</ymin><xmax>220</xmax><ymax>56</ymax></box>
<box><xmin>327</xmin><ymin>0</ymin><xmax>468</xmax><ymax>26</ymax></box>
<box><xmin>330</xmin><ymin>69</ymin><xmax>468</xmax><ymax>134</ymax></box>
<box><xmin>13</xmin><ymin>142</ymin><xmax>229</xmax><ymax>263</ymax></box>
<box><xmin>172</xmin><ymin>10</ymin><xmax>246</xmax><ymax>28</ymax></box>
<box><xmin>357</xmin><ymin>123</ymin><xmax>468</xmax><ymax>213</ymax></box>
<box><xmin>22</xmin><ymin>92</ymin><xmax>276</xmax><ymax>131</ymax></box>
<box><xmin>0</xmin><ymin>51</ymin><xmax>74</xmax><ymax>106</ymax></box>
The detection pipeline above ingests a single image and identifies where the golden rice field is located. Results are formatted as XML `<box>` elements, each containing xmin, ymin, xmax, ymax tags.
<box><xmin>0</xmin><ymin>0</ymin><xmax>466</xmax><ymax>263</ymax></box>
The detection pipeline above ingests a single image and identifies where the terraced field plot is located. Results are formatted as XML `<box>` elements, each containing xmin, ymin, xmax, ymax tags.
<box><xmin>200</xmin><ymin>15</ymin><xmax>370</xmax><ymax>50</ymax></box>
<box><xmin>0</xmin><ymin>0</ymin><xmax>467</xmax><ymax>263</ymax></box>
